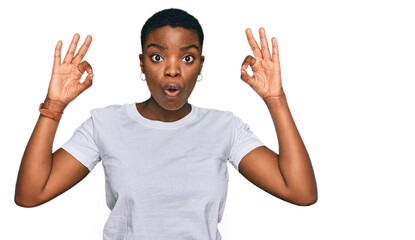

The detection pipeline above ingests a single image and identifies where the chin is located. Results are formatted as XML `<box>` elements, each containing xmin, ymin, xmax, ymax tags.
<box><xmin>163</xmin><ymin>103</ymin><xmax>185</xmax><ymax>111</ymax></box>
<box><xmin>157</xmin><ymin>98</ymin><xmax>188</xmax><ymax>111</ymax></box>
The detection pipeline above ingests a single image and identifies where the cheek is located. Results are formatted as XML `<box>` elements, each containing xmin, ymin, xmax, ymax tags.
<box><xmin>143</xmin><ymin>68</ymin><xmax>161</xmax><ymax>91</ymax></box>
<box><xmin>147</xmin><ymin>71</ymin><xmax>164</xmax><ymax>85</ymax></box>
<box><xmin>183</xmin><ymin>63</ymin><xmax>201</xmax><ymax>79</ymax></box>
<box><xmin>142</xmin><ymin>55</ymin><xmax>163</xmax><ymax>72</ymax></box>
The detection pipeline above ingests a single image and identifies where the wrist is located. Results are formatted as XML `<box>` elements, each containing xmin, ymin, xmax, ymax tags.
<box><xmin>43</xmin><ymin>98</ymin><xmax>67</xmax><ymax>113</ymax></box>
<box><xmin>263</xmin><ymin>91</ymin><xmax>287</xmax><ymax>107</ymax></box>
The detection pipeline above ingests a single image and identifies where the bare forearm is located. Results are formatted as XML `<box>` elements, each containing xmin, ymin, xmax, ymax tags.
<box><xmin>264</xmin><ymin>92</ymin><xmax>317</xmax><ymax>201</ymax></box>
<box><xmin>15</xmin><ymin>99</ymin><xmax>66</xmax><ymax>206</ymax></box>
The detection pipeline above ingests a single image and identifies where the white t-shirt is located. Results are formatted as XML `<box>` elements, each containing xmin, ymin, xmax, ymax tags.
<box><xmin>62</xmin><ymin>103</ymin><xmax>264</xmax><ymax>240</ymax></box>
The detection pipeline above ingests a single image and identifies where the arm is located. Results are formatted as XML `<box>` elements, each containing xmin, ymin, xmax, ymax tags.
<box><xmin>15</xmin><ymin>33</ymin><xmax>94</xmax><ymax>207</ymax></box>
<box><xmin>238</xmin><ymin>28</ymin><xmax>317</xmax><ymax>206</ymax></box>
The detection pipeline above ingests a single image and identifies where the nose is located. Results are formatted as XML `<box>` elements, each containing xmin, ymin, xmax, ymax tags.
<box><xmin>164</xmin><ymin>58</ymin><xmax>181</xmax><ymax>78</ymax></box>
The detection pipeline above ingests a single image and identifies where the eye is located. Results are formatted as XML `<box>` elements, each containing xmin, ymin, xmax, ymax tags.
<box><xmin>151</xmin><ymin>54</ymin><xmax>163</xmax><ymax>62</ymax></box>
<box><xmin>182</xmin><ymin>55</ymin><xmax>194</xmax><ymax>63</ymax></box>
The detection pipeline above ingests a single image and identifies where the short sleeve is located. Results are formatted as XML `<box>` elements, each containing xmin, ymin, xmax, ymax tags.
<box><xmin>61</xmin><ymin>117</ymin><xmax>101</xmax><ymax>171</ymax></box>
<box><xmin>228</xmin><ymin>114</ymin><xmax>264</xmax><ymax>171</ymax></box>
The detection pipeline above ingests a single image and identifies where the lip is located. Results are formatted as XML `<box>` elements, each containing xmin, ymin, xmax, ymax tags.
<box><xmin>163</xmin><ymin>82</ymin><xmax>182</xmax><ymax>99</ymax></box>
<box><xmin>164</xmin><ymin>89</ymin><xmax>181</xmax><ymax>99</ymax></box>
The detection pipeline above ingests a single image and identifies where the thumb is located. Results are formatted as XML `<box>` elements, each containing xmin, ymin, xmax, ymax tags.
<box><xmin>240</xmin><ymin>69</ymin><xmax>253</xmax><ymax>84</ymax></box>
<box><xmin>79</xmin><ymin>73</ymin><xmax>94</xmax><ymax>93</ymax></box>
<box><xmin>78</xmin><ymin>60</ymin><xmax>93</xmax><ymax>92</ymax></box>
<box><xmin>240</xmin><ymin>55</ymin><xmax>256</xmax><ymax>87</ymax></box>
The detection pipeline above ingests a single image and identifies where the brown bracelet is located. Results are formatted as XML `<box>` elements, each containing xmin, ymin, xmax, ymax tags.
<box><xmin>39</xmin><ymin>103</ymin><xmax>63</xmax><ymax>120</ymax></box>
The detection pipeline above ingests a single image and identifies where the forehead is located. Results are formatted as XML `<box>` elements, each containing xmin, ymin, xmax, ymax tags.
<box><xmin>144</xmin><ymin>26</ymin><xmax>200</xmax><ymax>49</ymax></box>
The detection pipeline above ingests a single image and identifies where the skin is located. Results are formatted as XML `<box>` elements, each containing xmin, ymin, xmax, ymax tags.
<box><xmin>238</xmin><ymin>28</ymin><xmax>317</xmax><ymax>205</ymax></box>
<box><xmin>15</xmin><ymin>34</ymin><xmax>93</xmax><ymax>207</ymax></box>
<box><xmin>137</xmin><ymin>26</ymin><xmax>204</xmax><ymax>122</ymax></box>
<box><xmin>15</xmin><ymin>26</ymin><xmax>317</xmax><ymax>208</ymax></box>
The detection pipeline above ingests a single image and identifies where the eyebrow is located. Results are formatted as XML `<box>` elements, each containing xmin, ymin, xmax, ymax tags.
<box><xmin>146</xmin><ymin>43</ymin><xmax>167</xmax><ymax>50</ymax></box>
<box><xmin>146</xmin><ymin>43</ymin><xmax>199</xmax><ymax>51</ymax></box>
<box><xmin>180</xmin><ymin>44</ymin><xmax>199</xmax><ymax>51</ymax></box>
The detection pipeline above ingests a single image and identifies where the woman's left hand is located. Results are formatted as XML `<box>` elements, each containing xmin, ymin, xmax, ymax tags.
<box><xmin>240</xmin><ymin>28</ymin><xmax>283</xmax><ymax>101</ymax></box>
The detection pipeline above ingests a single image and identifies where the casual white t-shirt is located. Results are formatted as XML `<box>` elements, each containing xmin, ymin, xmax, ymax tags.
<box><xmin>62</xmin><ymin>103</ymin><xmax>264</xmax><ymax>240</ymax></box>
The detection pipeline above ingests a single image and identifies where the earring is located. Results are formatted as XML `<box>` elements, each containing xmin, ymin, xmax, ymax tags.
<box><xmin>197</xmin><ymin>73</ymin><xmax>203</xmax><ymax>82</ymax></box>
<box><xmin>140</xmin><ymin>72</ymin><xmax>146</xmax><ymax>81</ymax></box>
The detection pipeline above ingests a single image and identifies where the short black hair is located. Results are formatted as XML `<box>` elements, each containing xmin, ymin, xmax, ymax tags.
<box><xmin>140</xmin><ymin>8</ymin><xmax>204</xmax><ymax>52</ymax></box>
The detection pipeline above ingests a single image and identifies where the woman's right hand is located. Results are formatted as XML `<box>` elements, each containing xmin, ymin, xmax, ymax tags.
<box><xmin>46</xmin><ymin>33</ymin><xmax>94</xmax><ymax>108</ymax></box>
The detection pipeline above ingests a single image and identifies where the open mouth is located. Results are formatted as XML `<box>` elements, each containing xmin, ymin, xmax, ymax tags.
<box><xmin>163</xmin><ymin>83</ymin><xmax>182</xmax><ymax>99</ymax></box>
<box><xmin>164</xmin><ymin>89</ymin><xmax>181</xmax><ymax>98</ymax></box>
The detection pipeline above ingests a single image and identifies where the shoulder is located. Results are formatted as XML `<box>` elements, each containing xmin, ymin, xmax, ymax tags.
<box><xmin>90</xmin><ymin>103</ymin><xmax>125</xmax><ymax>118</ymax></box>
<box><xmin>88</xmin><ymin>103</ymin><xmax>131</xmax><ymax>126</ymax></box>
<box><xmin>194</xmin><ymin>105</ymin><xmax>256</xmax><ymax>135</ymax></box>
<box><xmin>192</xmin><ymin>104</ymin><xmax>243</xmax><ymax>129</ymax></box>
<box><xmin>194</xmin><ymin>105</ymin><xmax>236</xmax><ymax>120</ymax></box>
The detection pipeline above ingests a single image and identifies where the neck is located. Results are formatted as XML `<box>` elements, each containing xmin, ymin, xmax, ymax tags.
<box><xmin>136</xmin><ymin>97</ymin><xmax>191</xmax><ymax>122</ymax></box>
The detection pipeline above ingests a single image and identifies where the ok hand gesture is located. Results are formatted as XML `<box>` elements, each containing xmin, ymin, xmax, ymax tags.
<box><xmin>46</xmin><ymin>33</ymin><xmax>94</xmax><ymax>106</ymax></box>
<box><xmin>240</xmin><ymin>28</ymin><xmax>283</xmax><ymax>101</ymax></box>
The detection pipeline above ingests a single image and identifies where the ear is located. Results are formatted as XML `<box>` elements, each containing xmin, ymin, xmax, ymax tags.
<box><xmin>199</xmin><ymin>55</ymin><xmax>205</xmax><ymax>73</ymax></box>
<box><xmin>139</xmin><ymin>54</ymin><xmax>144</xmax><ymax>72</ymax></box>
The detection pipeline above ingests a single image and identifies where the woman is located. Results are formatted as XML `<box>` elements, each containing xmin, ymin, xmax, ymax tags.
<box><xmin>15</xmin><ymin>8</ymin><xmax>317</xmax><ymax>239</ymax></box>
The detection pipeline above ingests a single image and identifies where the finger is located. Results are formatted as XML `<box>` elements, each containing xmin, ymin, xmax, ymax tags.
<box><xmin>77</xmin><ymin>61</ymin><xmax>93</xmax><ymax>75</ymax></box>
<box><xmin>240</xmin><ymin>69</ymin><xmax>255</xmax><ymax>88</ymax></box>
<box><xmin>80</xmin><ymin>73</ymin><xmax>94</xmax><ymax>92</ymax></box>
<box><xmin>241</xmin><ymin>55</ymin><xmax>256</xmax><ymax>70</ymax></box>
<box><xmin>259</xmin><ymin>27</ymin><xmax>271</xmax><ymax>60</ymax></box>
<box><xmin>72</xmin><ymin>35</ymin><xmax>92</xmax><ymax>66</ymax></box>
<box><xmin>63</xmin><ymin>33</ymin><xmax>80</xmax><ymax>63</ymax></box>
<box><xmin>245</xmin><ymin>28</ymin><xmax>262</xmax><ymax>59</ymax></box>
<box><xmin>53</xmin><ymin>40</ymin><xmax>62</xmax><ymax>66</ymax></box>
<box><xmin>240</xmin><ymin>55</ymin><xmax>256</xmax><ymax>86</ymax></box>
<box><xmin>271</xmin><ymin>37</ymin><xmax>280</xmax><ymax>63</ymax></box>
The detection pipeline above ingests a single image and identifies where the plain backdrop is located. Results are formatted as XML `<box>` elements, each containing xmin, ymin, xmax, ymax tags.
<box><xmin>1</xmin><ymin>0</ymin><xmax>414</xmax><ymax>239</ymax></box>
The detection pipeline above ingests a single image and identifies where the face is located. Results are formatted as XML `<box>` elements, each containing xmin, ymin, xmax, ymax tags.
<box><xmin>140</xmin><ymin>26</ymin><xmax>204</xmax><ymax>111</ymax></box>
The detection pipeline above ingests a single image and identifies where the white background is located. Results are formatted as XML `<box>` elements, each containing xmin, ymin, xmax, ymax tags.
<box><xmin>1</xmin><ymin>0</ymin><xmax>414</xmax><ymax>239</ymax></box>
